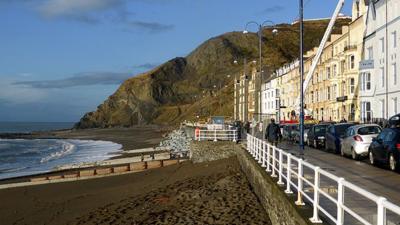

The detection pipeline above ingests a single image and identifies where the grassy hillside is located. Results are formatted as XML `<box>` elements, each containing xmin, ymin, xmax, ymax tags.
<box><xmin>75</xmin><ymin>18</ymin><xmax>351</xmax><ymax>128</ymax></box>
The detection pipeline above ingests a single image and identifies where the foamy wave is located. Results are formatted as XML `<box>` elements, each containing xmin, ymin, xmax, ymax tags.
<box><xmin>40</xmin><ymin>141</ymin><xmax>75</xmax><ymax>163</ymax></box>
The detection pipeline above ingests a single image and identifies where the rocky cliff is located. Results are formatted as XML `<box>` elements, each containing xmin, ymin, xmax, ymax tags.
<box><xmin>75</xmin><ymin>19</ymin><xmax>351</xmax><ymax>128</ymax></box>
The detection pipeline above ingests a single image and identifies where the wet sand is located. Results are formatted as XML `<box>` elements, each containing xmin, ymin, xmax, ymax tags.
<box><xmin>1</xmin><ymin>126</ymin><xmax>172</xmax><ymax>151</ymax></box>
<box><xmin>0</xmin><ymin>157</ymin><xmax>271</xmax><ymax>225</ymax></box>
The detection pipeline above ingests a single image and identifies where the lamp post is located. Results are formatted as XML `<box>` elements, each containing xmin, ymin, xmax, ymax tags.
<box><xmin>243</xmin><ymin>20</ymin><xmax>275</xmax><ymax>123</ymax></box>
<box><xmin>299</xmin><ymin>0</ymin><xmax>305</xmax><ymax>156</ymax></box>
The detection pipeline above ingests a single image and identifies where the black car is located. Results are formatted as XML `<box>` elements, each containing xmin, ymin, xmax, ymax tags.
<box><xmin>307</xmin><ymin>124</ymin><xmax>329</xmax><ymax>149</ymax></box>
<box><xmin>368</xmin><ymin>127</ymin><xmax>400</xmax><ymax>171</ymax></box>
<box><xmin>325</xmin><ymin>123</ymin><xmax>356</xmax><ymax>153</ymax></box>
<box><xmin>293</xmin><ymin>123</ymin><xmax>315</xmax><ymax>143</ymax></box>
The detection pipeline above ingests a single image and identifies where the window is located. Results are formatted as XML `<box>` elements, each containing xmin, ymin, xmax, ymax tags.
<box><xmin>327</xmin><ymin>67</ymin><xmax>331</xmax><ymax>79</ymax></box>
<box><xmin>366</xmin><ymin>102</ymin><xmax>372</xmax><ymax>122</ymax></box>
<box><xmin>393</xmin><ymin>63</ymin><xmax>397</xmax><ymax>85</ymax></box>
<box><xmin>393</xmin><ymin>31</ymin><xmax>397</xmax><ymax>48</ymax></box>
<box><xmin>350</xmin><ymin>55</ymin><xmax>355</xmax><ymax>69</ymax></box>
<box><xmin>328</xmin><ymin>87</ymin><xmax>331</xmax><ymax>100</ymax></box>
<box><xmin>380</xmin><ymin>38</ymin><xmax>385</xmax><ymax>53</ymax></box>
<box><xmin>350</xmin><ymin>78</ymin><xmax>355</xmax><ymax>94</ymax></box>
<box><xmin>366</xmin><ymin>73</ymin><xmax>371</xmax><ymax>90</ymax></box>
<box><xmin>393</xmin><ymin>98</ymin><xmax>398</xmax><ymax>115</ymax></box>
<box><xmin>381</xmin><ymin>67</ymin><xmax>385</xmax><ymax>87</ymax></box>
<box><xmin>333</xmin><ymin>65</ymin><xmax>337</xmax><ymax>77</ymax></box>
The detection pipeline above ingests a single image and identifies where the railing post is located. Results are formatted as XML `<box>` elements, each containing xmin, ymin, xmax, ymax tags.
<box><xmin>377</xmin><ymin>197</ymin><xmax>387</xmax><ymax>225</ymax></box>
<box><xmin>271</xmin><ymin>146</ymin><xmax>277</xmax><ymax>177</ymax></box>
<box><xmin>277</xmin><ymin>149</ymin><xmax>284</xmax><ymax>185</ymax></box>
<box><xmin>258</xmin><ymin>139</ymin><xmax>262</xmax><ymax>164</ymax></box>
<box><xmin>255</xmin><ymin>138</ymin><xmax>259</xmax><ymax>160</ymax></box>
<box><xmin>232</xmin><ymin>130</ymin><xmax>237</xmax><ymax>142</ymax></box>
<box><xmin>266</xmin><ymin>144</ymin><xmax>271</xmax><ymax>172</ymax></box>
<box><xmin>198</xmin><ymin>130</ymin><xmax>201</xmax><ymax>141</ymax></box>
<box><xmin>310</xmin><ymin>167</ymin><xmax>322</xmax><ymax>223</ymax></box>
<box><xmin>261</xmin><ymin>141</ymin><xmax>266</xmax><ymax>167</ymax></box>
<box><xmin>285</xmin><ymin>154</ymin><xmax>293</xmax><ymax>194</ymax></box>
<box><xmin>214</xmin><ymin>129</ymin><xmax>217</xmax><ymax>142</ymax></box>
<box><xmin>295</xmin><ymin>159</ymin><xmax>305</xmax><ymax>206</ymax></box>
<box><xmin>337</xmin><ymin>178</ymin><xmax>345</xmax><ymax>225</ymax></box>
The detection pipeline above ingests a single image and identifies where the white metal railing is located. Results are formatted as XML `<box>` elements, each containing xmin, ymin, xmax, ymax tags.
<box><xmin>246</xmin><ymin>134</ymin><xmax>400</xmax><ymax>225</ymax></box>
<box><xmin>196</xmin><ymin>129</ymin><xmax>237</xmax><ymax>142</ymax></box>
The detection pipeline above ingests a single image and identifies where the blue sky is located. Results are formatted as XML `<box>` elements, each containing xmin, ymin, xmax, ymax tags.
<box><xmin>0</xmin><ymin>0</ymin><xmax>352</xmax><ymax>122</ymax></box>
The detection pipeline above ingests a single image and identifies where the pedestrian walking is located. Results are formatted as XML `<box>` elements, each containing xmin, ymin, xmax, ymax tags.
<box><xmin>265</xmin><ymin>118</ymin><xmax>282</xmax><ymax>146</ymax></box>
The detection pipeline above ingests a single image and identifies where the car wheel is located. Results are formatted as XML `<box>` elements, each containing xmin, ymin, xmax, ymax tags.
<box><xmin>389</xmin><ymin>153</ymin><xmax>398</xmax><ymax>171</ymax></box>
<box><xmin>351</xmin><ymin>148</ymin><xmax>359</xmax><ymax>160</ymax></box>
<box><xmin>369</xmin><ymin>151</ymin><xmax>375</xmax><ymax>165</ymax></box>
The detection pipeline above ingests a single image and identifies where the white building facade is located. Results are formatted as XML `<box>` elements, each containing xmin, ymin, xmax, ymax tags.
<box><xmin>261</xmin><ymin>78</ymin><xmax>279</xmax><ymax>121</ymax></box>
<box><xmin>360</xmin><ymin>0</ymin><xmax>400</xmax><ymax>123</ymax></box>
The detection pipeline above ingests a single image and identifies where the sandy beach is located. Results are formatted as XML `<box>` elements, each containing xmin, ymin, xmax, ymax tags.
<box><xmin>0</xmin><ymin>157</ymin><xmax>270</xmax><ymax>225</ymax></box>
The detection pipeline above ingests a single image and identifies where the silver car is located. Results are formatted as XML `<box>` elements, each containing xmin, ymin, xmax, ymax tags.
<box><xmin>340</xmin><ymin>124</ymin><xmax>382</xmax><ymax>160</ymax></box>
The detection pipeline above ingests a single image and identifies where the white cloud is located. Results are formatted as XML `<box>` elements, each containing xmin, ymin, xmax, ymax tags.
<box><xmin>38</xmin><ymin>0</ymin><xmax>123</xmax><ymax>17</ymax></box>
<box><xmin>0</xmin><ymin>78</ymin><xmax>48</xmax><ymax>104</ymax></box>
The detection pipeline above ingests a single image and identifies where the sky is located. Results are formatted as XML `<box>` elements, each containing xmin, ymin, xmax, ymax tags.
<box><xmin>0</xmin><ymin>0</ymin><xmax>352</xmax><ymax>122</ymax></box>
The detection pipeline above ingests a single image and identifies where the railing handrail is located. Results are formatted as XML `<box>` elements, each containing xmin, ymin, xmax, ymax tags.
<box><xmin>196</xmin><ymin>129</ymin><xmax>238</xmax><ymax>142</ymax></box>
<box><xmin>246</xmin><ymin>134</ymin><xmax>400</xmax><ymax>225</ymax></box>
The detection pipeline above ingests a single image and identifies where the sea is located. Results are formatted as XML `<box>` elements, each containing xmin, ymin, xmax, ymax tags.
<box><xmin>0</xmin><ymin>122</ymin><xmax>122</xmax><ymax>180</ymax></box>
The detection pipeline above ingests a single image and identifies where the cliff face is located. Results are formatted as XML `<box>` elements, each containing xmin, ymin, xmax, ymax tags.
<box><xmin>75</xmin><ymin>19</ymin><xmax>351</xmax><ymax>129</ymax></box>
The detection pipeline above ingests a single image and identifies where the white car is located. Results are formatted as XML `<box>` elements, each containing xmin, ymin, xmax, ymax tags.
<box><xmin>340</xmin><ymin>124</ymin><xmax>382</xmax><ymax>160</ymax></box>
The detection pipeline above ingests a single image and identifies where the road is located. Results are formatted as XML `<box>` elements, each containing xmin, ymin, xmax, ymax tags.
<box><xmin>276</xmin><ymin>141</ymin><xmax>400</xmax><ymax>224</ymax></box>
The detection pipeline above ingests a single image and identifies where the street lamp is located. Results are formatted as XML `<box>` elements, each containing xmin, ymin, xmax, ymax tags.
<box><xmin>243</xmin><ymin>20</ymin><xmax>275</xmax><ymax>123</ymax></box>
<box><xmin>299</xmin><ymin>0</ymin><xmax>305</xmax><ymax>156</ymax></box>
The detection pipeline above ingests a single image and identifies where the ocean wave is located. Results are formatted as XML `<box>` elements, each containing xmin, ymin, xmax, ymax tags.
<box><xmin>40</xmin><ymin>141</ymin><xmax>76</xmax><ymax>163</ymax></box>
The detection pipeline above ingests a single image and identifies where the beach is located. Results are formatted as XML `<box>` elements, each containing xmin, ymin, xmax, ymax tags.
<box><xmin>0</xmin><ymin>157</ymin><xmax>270</xmax><ymax>225</ymax></box>
<box><xmin>28</xmin><ymin>126</ymin><xmax>173</xmax><ymax>150</ymax></box>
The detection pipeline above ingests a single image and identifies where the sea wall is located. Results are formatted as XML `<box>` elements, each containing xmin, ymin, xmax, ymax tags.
<box><xmin>190</xmin><ymin>141</ymin><xmax>239</xmax><ymax>163</ymax></box>
<box><xmin>236</xmin><ymin>147</ymin><xmax>317</xmax><ymax>225</ymax></box>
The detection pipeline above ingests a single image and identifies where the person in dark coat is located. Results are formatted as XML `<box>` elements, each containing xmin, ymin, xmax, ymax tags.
<box><xmin>265</xmin><ymin>118</ymin><xmax>282</xmax><ymax>146</ymax></box>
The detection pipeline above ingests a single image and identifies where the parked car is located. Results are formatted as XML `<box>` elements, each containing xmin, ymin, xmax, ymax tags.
<box><xmin>368</xmin><ymin>127</ymin><xmax>400</xmax><ymax>171</ymax></box>
<box><xmin>293</xmin><ymin>123</ymin><xmax>314</xmax><ymax>143</ymax></box>
<box><xmin>325</xmin><ymin>123</ymin><xmax>356</xmax><ymax>153</ymax></box>
<box><xmin>340</xmin><ymin>124</ymin><xmax>382</xmax><ymax>160</ymax></box>
<box><xmin>282</xmin><ymin>124</ymin><xmax>297</xmax><ymax>141</ymax></box>
<box><xmin>307</xmin><ymin>124</ymin><xmax>330</xmax><ymax>148</ymax></box>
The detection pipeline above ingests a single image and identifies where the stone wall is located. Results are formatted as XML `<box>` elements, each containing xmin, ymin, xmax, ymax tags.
<box><xmin>190</xmin><ymin>141</ymin><xmax>240</xmax><ymax>163</ymax></box>
<box><xmin>236</xmin><ymin>147</ymin><xmax>320</xmax><ymax>225</ymax></box>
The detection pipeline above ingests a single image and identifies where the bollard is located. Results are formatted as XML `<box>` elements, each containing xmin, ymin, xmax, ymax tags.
<box><xmin>309</xmin><ymin>167</ymin><xmax>322</xmax><ymax>223</ymax></box>
<box><xmin>285</xmin><ymin>153</ymin><xmax>293</xmax><ymax>194</ymax></box>
<box><xmin>271</xmin><ymin>146</ymin><xmax>277</xmax><ymax>177</ymax></box>
<box><xmin>337</xmin><ymin>178</ymin><xmax>345</xmax><ymax>224</ymax></box>
<box><xmin>295</xmin><ymin>159</ymin><xmax>305</xmax><ymax>206</ymax></box>
<box><xmin>277</xmin><ymin>149</ymin><xmax>284</xmax><ymax>185</ymax></box>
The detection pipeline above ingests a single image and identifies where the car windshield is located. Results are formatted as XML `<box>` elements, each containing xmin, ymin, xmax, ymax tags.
<box><xmin>358</xmin><ymin>126</ymin><xmax>382</xmax><ymax>135</ymax></box>
<box><xmin>335</xmin><ymin>124</ymin><xmax>354</xmax><ymax>135</ymax></box>
<box><xmin>314</xmin><ymin>126</ymin><xmax>327</xmax><ymax>135</ymax></box>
